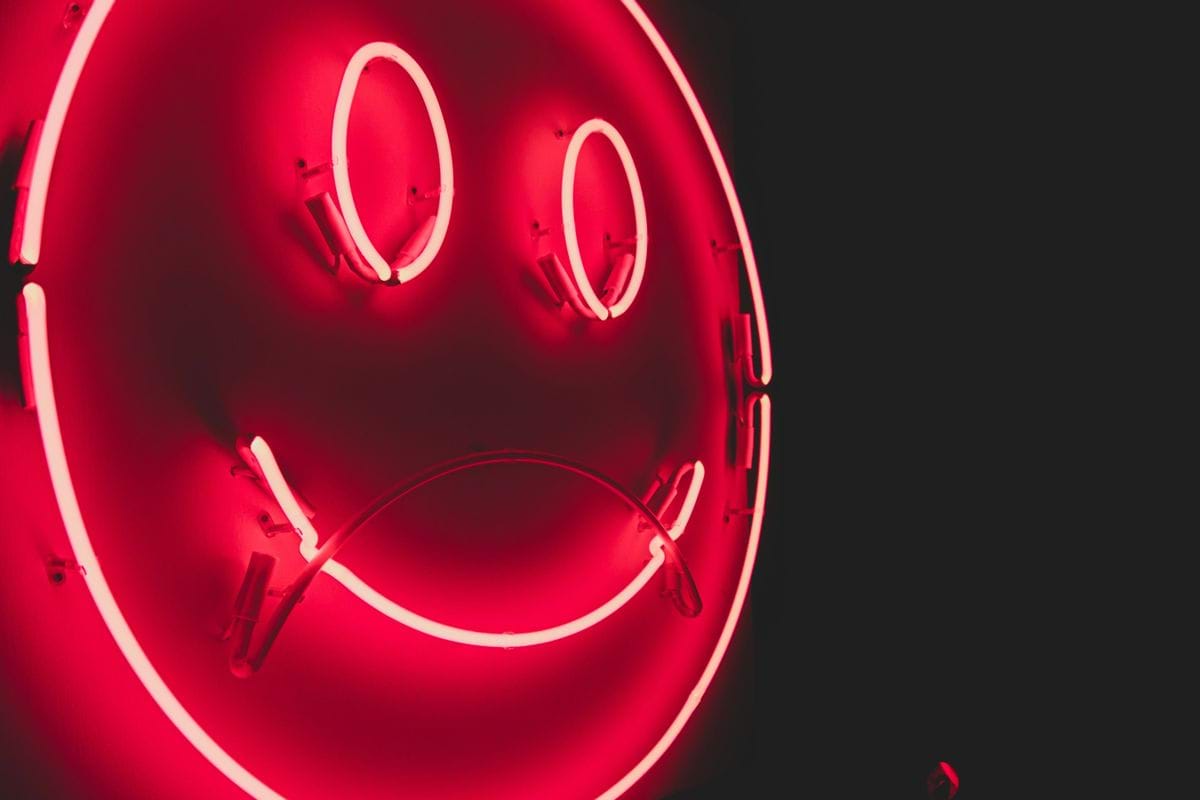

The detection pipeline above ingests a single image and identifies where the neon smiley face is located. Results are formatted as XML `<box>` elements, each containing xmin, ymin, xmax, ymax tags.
<box><xmin>4</xmin><ymin>3</ymin><xmax>771</xmax><ymax>799</ymax></box>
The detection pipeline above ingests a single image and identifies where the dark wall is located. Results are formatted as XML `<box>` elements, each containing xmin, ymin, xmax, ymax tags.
<box><xmin>675</xmin><ymin>3</ymin><xmax>1054</xmax><ymax>798</ymax></box>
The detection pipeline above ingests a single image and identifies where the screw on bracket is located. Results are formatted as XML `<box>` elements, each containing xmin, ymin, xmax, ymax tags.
<box><xmin>723</xmin><ymin>506</ymin><xmax>755</xmax><ymax>523</ymax></box>
<box><xmin>407</xmin><ymin>185</ymin><xmax>443</xmax><ymax>205</ymax></box>
<box><xmin>62</xmin><ymin>1</ymin><xmax>89</xmax><ymax>30</ymax></box>
<box><xmin>47</xmin><ymin>556</ymin><xmax>85</xmax><ymax>585</ymax></box>
<box><xmin>605</xmin><ymin>233</ymin><xmax>639</xmax><ymax>251</ymax></box>
<box><xmin>256</xmin><ymin>512</ymin><xmax>297</xmax><ymax>539</ymax></box>
<box><xmin>297</xmin><ymin>159</ymin><xmax>333</xmax><ymax>181</ymax></box>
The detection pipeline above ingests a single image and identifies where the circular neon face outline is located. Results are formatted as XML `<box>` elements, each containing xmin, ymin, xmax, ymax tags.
<box><xmin>331</xmin><ymin>41</ymin><xmax>454</xmax><ymax>284</ymax></box>
<box><xmin>248</xmin><ymin>436</ymin><xmax>703</xmax><ymax>648</ymax></box>
<box><xmin>561</xmin><ymin>118</ymin><xmax>647</xmax><ymax>320</ymax></box>
<box><xmin>15</xmin><ymin>3</ymin><xmax>772</xmax><ymax>798</ymax></box>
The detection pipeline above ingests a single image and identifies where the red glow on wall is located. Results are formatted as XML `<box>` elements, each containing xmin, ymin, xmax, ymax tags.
<box><xmin>1</xmin><ymin>1</ymin><xmax>771</xmax><ymax>798</ymax></box>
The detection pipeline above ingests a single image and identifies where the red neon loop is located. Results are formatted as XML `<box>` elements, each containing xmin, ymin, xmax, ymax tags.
<box><xmin>560</xmin><ymin>118</ymin><xmax>648</xmax><ymax>320</ymax></box>
<box><xmin>246</xmin><ymin>437</ymin><xmax>703</xmax><ymax>649</ymax></box>
<box><xmin>331</xmin><ymin>42</ymin><xmax>454</xmax><ymax>284</ymax></box>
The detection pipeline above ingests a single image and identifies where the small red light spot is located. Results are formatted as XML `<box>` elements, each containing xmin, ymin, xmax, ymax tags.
<box><xmin>927</xmin><ymin>760</ymin><xmax>960</xmax><ymax>800</ymax></box>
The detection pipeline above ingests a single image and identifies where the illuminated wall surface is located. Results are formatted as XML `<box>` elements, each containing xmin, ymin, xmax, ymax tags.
<box><xmin>0</xmin><ymin>1</ymin><xmax>771</xmax><ymax>797</ymax></box>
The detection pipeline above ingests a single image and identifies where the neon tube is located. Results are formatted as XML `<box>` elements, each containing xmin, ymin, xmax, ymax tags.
<box><xmin>658</xmin><ymin>461</ymin><xmax>703</xmax><ymax>542</ymax></box>
<box><xmin>232</xmin><ymin>450</ymin><xmax>700</xmax><ymax>674</ymax></box>
<box><xmin>561</xmin><ymin>119</ymin><xmax>648</xmax><ymax>320</ymax></box>
<box><xmin>19</xmin><ymin>283</ymin><xmax>285</xmax><ymax>800</ymax></box>
<box><xmin>331</xmin><ymin>42</ymin><xmax>454</xmax><ymax>284</ymax></box>
<box><xmin>10</xmin><ymin>0</ymin><xmax>115</xmax><ymax>266</ymax></box>
<box><xmin>597</xmin><ymin>394</ymin><xmax>770</xmax><ymax>800</ymax></box>
<box><xmin>248</xmin><ymin>437</ymin><xmax>703</xmax><ymax>648</ymax></box>
<box><xmin>618</xmin><ymin>0</ymin><xmax>772</xmax><ymax>385</ymax></box>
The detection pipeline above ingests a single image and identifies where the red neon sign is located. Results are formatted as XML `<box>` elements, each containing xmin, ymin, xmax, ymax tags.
<box><xmin>11</xmin><ymin>2</ymin><xmax>772</xmax><ymax>796</ymax></box>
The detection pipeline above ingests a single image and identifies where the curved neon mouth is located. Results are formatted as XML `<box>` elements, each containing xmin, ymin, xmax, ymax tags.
<box><xmin>560</xmin><ymin>118</ymin><xmax>648</xmax><ymax>320</ymax></box>
<box><xmin>14</xmin><ymin>2</ymin><xmax>771</xmax><ymax>798</ymax></box>
<box><xmin>228</xmin><ymin>447</ymin><xmax>704</xmax><ymax>675</ymax></box>
<box><xmin>240</xmin><ymin>437</ymin><xmax>703</xmax><ymax>651</ymax></box>
<box><xmin>330</xmin><ymin>41</ymin><xmax>454</xmax><ymax>284</ymax></box>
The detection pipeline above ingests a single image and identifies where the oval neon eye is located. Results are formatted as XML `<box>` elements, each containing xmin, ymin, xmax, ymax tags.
<box><xmin>331</xmin><ymin>42</ymin><xmax>454</xmax><ymax>284</ymax></box>
<box><xmin>561</xmin><ymin>118</ymin><xmax>648</xmax><ymax>320</ymax></box>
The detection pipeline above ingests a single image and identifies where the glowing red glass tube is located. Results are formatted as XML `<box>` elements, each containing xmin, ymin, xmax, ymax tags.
<box><xmin>560</xmin><ymin>118</ymin><xmax>648</xmax><ymax>320</ymax></box>
<box><xmin>18</xmin><ymin>283</ymin><xmax>285</xmax><ymax>800</ymax></box>
<box><xmin>246</xmin><ymin>437</ymin><xmax>703</xmax><ymax>649</ymax></box>
<box><xmin>618</xmin><ymin>0</ymin><xmax>772</xmax><ymax>385</ymax></box>
<box><xmin>9</xmin><ymin>0</ymin><xmax>115</xmax><ymax>266</ymax></box>
<box><xmin>331</xmin><ymin>42</ymin><xmax>454</xmax><ymax>284</ymax></box>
